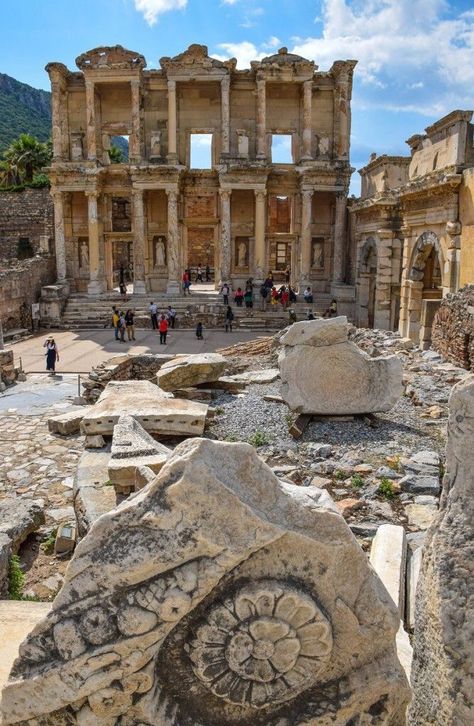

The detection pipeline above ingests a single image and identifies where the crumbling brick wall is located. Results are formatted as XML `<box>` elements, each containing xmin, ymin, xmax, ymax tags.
<box><xmin>432</xmin><ymin>285</ymin><xmax>474</xmax><ymax>370</ymax></box>
<box><xmin>0</xmin><ymin>188</ymin><xmax>54</xmax><ymax>260</ymax></box>
<box><xmin>0</xmin><ymin>256</ymin><xmax>56</xmax><ymax>331</ymax></box>
<box><xmin>82</xmin><ymin>354</ymin><xmax>170</xmax><ymax>403</ymax></box>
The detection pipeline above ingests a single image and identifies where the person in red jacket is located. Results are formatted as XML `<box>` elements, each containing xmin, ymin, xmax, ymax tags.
<box><xmin>158</xmin><ymin>314</ymin><xmax>168</xmax><ymax>344</ymax></box>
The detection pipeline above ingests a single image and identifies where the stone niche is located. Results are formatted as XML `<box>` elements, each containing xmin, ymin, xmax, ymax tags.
<box><xmin>0</xmin><ymin>439</ymin><xmax>410</xmax><ymax>725</ymax></box>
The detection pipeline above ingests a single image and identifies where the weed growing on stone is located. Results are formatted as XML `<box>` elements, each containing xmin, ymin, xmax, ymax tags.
<box><xmin>42</xmin><ymin>529</ymin><xmax>58</xmax><ymax>554</ymax></box>
<box><xmin>8</xmin><ymin>554</ymin><xmax>25</xmax><ymax>600</ymax></box>
<box><xmin>351</xmin><ymin>474</ymin><xmax>365</xmax><ymax>488</ymax></box>
<box><xmin>248</xmin><ymin>431</ymin><xmax>270</xmax><ymax>448</ymax></box>
<box><xmin>378</xmin><ymin>478</ymin><xmax>395</xmax><ymax>499</ymax></box>
<box><xmin>334</xmin><ymin>470</ymin><xmax>346</xmax><ymax>481</ymax></box>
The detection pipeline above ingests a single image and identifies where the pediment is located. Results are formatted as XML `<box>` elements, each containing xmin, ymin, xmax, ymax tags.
<box><xmin>76</xmin><ymin>45</ymin><xmax>146</xmax><ymax>71</ymax></box>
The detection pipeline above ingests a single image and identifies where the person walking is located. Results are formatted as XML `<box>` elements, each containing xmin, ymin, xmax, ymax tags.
<box><xmin>259</xmin><ymin>283</ymin><xmax>269</xmax><ymax>311</ymax></box>
<box><xmin>125</xmin><ymin>309</ymin><xmax>136</xmax><ymax>341</ymax></box>
<box><xmin>159</xmin><ymin>314</ymin><xmax>169</xmax><ymax>344</ymax></box>
<box><xmin>119</xmin><ymin>280</ymin><xmax>127</xmax><ymax>299</ymax></box>
<box><xmin>221</xmin><ymin>282</ymin><xmax>230</xmax><ymax>306</ymax></box>
<box><xmin>271</xmin><ymin>286</ymin><xmax>279</xmax><ymax>310</ymax></box>
<box><xmin>225</xmin><ymin>305</ymin><xmax>234</xmax><ymax>332</ymax></box>
<box><xmin>285</xmin><ymin>266</ymin><xmax>291</xmax><ymax>284</ymax></box>
<box><xmin>182</xmin><ymin>270</ymin><xmax>191</xmax><ymax>295</ymax></box>
<box><xmin>196</xmin><ymin>321</ymin><xmax>203</xmax><ymax>340</ymax></box>
<box><xmin>205</xmin><ymin>264</ymin><xmax>211</xmax><ymax>282</ymax></box>
<box><xmin>167</xmin><ymin>305</ymin><xmax>176</xmax><ymax>329</ymax></box>
<box><xmin>234</xmin><ymin>287</ymin><xmax>244</xmax><ymax>307</ymax></box>
<box><xmin>280</xmin><ymin>286</ymin><xmax>289</xmax><ymax>309</ymax></box>
<box><xmin>112</xmin><ymin>307</ymin><xmax>120</xmax><ymax>340</ymax></box>
<box><xmin>43</xmin><ymin>337</ymin><xmax>59</xmax><ymax>375</ymax></box>
<box><xmin>196</xmin><ymin>264</ymin><xmax>203</xmax><ymax>283</ymax></box>
<box><xmin>149</xmin><ymin>301</ymin><xmax>158</xmax><ymax>330</ymax></box>
<box><xmin>244</xmin><ymin>287</ymin><xmax>253</xmax><ymax>309</ymax></box>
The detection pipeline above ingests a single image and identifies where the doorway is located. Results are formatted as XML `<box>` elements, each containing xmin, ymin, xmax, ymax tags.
<box><xmin>112</xmin><ymin>240</ymin><xmax>133</xmax><ymax>289</ymax></box>
<box><xmin>187</xmin><ymin>227</ymin><xmax>215</xmax><ymax>278</ymax></box>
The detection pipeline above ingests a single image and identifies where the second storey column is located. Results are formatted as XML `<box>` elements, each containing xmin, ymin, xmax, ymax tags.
<box><xmin>85</xmin><ymin>80</ymin><xmax>96</xmax><ymax>161</ymax></box>
<box><xmin>256</xmin><ymin>79</ymin><xmax>266</xmax><ymax>160</ymax></box>
<box><xmin>167</xmin><ymin>80</ymin><xmax>178</xmax><ymax>163</ymax></box>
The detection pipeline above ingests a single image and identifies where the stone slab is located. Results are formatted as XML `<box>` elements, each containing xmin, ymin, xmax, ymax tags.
<box><xmin>156</xmin><ymin>353</ymin><xmax>228</xmax><ymax>391</ymax></box>
<box><xmin>0</xmin><ymin>498</ymin><xmax>45</xmax><ymax>552</ymax></box>
<box><xmin>399</xmin><ymin>474</ymin><xmax>440</xmax><ymax>495</ymax></box>
<box><xmin>81</xmin><ymin>380</ymin><xmax>208</xmax><ymax>437</ymax></box>
<box><xmin>280</xmin><ymin>316</ymin><xmax>348</xmax><ymax>347</ymax></box>
<box><xmin>48</xmin><ymin>407</ymin><xmax>91</xmax><ymax>435</ymax></box>
<box><xmin>405</xmin><ymin>503</ymin><xmax>438</xmax><ymax>530</ymax></box>
<box><xmin>406</xmin><ymin>546</ymin><xmax>423</xmax><ymax>631</ymax></box>
<box><xmin>73</xmin><ymin>447</ymin><xmax>116</xmax><ymax>538</ymax></box>
<box><xmin>369</xmin><ymin>523</ymin><xmax>407</xmax><ymax>616</ymax></box>
<box><xmin>108</xmin><ymin>416</ymin><xmax>171</xmax><ymax>492</ymax></box>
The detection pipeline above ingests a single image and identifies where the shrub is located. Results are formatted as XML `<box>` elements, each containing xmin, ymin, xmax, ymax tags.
<box><xmin>42</xmin><ymin>529</ymin><xmax>57</xmax><ymax>555</ymax></box>
<box><xmin>378</xmin><ymin>477</ymin><xmax>395</xmax><ymax>499</ymax></box>
<box><xmin>8</xmin><ymin>554</ymin><xmax>25</xmax><ymax>600</ymax></box>
<box><xmin>351</xmin><ymin>474</ymin><xmax>365</xmax><ymax>488</ymax></box>
<box><xmin>248</xmin><ymin>431</ymin><xmax>269</xmax><ymax>447</ymax></box>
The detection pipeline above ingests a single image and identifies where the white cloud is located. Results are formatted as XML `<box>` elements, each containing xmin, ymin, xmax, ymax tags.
<box><xmin>214</xmin><ymin>41</ymin><xmax>266</xmax><ymax>68</ymax></box>
<box><xmin>290</xmin><ymin>0</ymin><xmax>474</xmax><ymax>115</ymax></box>
<box><xmin>133</xmin><ymin>0</ymin><xmax>187</xmax><ymax>26</ymax></box>
<box><xmin>221</xmin><ymin>0</ymin><xmax>239</xmax><ymax>4</ymax></box>
<box><xmin>263</xmin><ymin>36</ymin><xmax>280</xmax><ymax>50</ymax></box>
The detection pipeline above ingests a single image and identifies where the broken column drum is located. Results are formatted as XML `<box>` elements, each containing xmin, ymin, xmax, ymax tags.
<box><xmin>0</xmin><ymin>439</ymin><xmax>410</xmax><ymax>724</ymax></box>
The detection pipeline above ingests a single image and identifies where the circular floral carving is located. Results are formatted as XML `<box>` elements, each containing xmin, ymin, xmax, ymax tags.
<box><xmin>187</xmin><ymin>581</ymin><xmax>332</xmax><ymax>708</ymax></box>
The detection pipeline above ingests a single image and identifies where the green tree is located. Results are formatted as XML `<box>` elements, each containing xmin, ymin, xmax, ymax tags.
<box><xmin>108</xmin><ymin>144</ymin><xmax>124</xmax><ymax>164</ymax></box>
<box><xmin>3</xmin><ymin>133</ymin><xmax>51</xmax><ymax>183</ymax></box>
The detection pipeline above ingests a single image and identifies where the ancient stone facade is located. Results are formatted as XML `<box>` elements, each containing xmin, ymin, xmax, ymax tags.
<box><xmin>0</xmin><ymin>188</ymin><xmax>54</xmax><ymax>261</ymax></box>
<box><xmin>0</xmin><ymin>256</ymin><xmax>55</xmax><ymax>331</ymax></box>
<box><xmin>351</xmin><ymin>110</ymin><xmax>474</xmax><ymax>342</ymax></box>
<box><xmin>45</xmin><ymin>44</ymin><xmax>356</xmax><ymax>303</ymax></box>
<box><xmin>431</xmin><ymin>285</ymin><xmax>474</xmax><ymax>370</ymax></box>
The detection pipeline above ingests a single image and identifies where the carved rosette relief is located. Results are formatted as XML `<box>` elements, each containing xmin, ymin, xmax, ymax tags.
<box><xmin>187</xmin><ymin>581</ymin><xmax>332</xmax><ymax>708</ymax></box>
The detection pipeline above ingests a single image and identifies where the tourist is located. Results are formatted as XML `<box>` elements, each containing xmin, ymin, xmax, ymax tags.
<box><xmin>271</xmin><ymin>286</ymin><xmax>279</xmax><ymax>309</ymax></box>
<box><xmin>112</xmin><ymin>307</ymin><xmax>120</xmax><ymax>340</ymax></box>
<box><xmin>119</xmin><ymin>280</ymin><xmax>127</xmax><ymax>299</ymax></box>
<box><xmin>280</xmin><ymin>286</ymin><xmax>289</xmax><ymax>308</ymax></box>
<box><xmin>196</xmin><ymin>321</ymin><xmax>203</xmax><ymax>340</ymax></box>
<box><xmin>245</xmin><ymin>278</ymin><xmax>253</xmax><ymax>293</ymax></box>
<box><xmin>259</xmin><ymin>282</ymin><xmax>269</xmax><ymax>311</ymax></box>
<box><xmin>205</xmin><ymin>264</ymin><xmax>211</xmax><ymax>282</ymax></box>
<box><xmin>234</xmin><ymin>287</ymin><xmax>244</xmax><ymax>307</ymax></box>
<box><xmin>303</xmin><ymin>287</ymin><xmax>314</xmax><ymax>303</ymax></box>
<box><xmin>288</xmin><ymin>309</ymin><xmax>297</xmax><ymax>324</ymax></box>
<box><xmin>159</xmin><ymin>314</ymin><xmax>169</xmax><ymax>344</ymax></box>
<box><xmin>149</xmin><ymin>301</ymin><xmax>158</xmax><ymax>329</ymax></box>
<box><xmin>265</xmin><ymin>271</ymin><xmax>274</xmax><ymax>288</ymax></box>
<box><xmin>324</xmin><ymin>299</ymin><xmax>338</xmax><ymax>318</ymax></box>
<box><xmin>43</xmin><ymin>337</ymin><xmax>59</xmax><ymax>375</ymax></box>
<box><xmin>167</xmin><ymin>305</ymin><xmax>177</xmax><ymax>329</ymax></box>
<box><xmin>289</xmin><ymin>285</ymin><xmax>297</xmax><ymax>304</ymax></box>
<box><xmin>125</xmin><ymin>309</ymin><xmax>136</xmax><ymax>341</ymax></box>
<box><xmin>182</xmin><ymin>270</ymin><xmax>191</xmax><ymax>295</ymax></box>
<box><xmin>285</xmin><ymin>266</ymin><xmax>291</xmax><ymax>284</ymax></box>
<box><xmin>225</xmin><ymin>305</ymin><xmax>234</xmax><ymax>332</ymax></box>
<box><xmin>196</xmin><ymin>264</ymin><xmax>203</xmax><ymax>283</ymax></box>
<box><xmin>118</xmin><ymin>312</ymin><xmax>126</xmax><ymax>342</ymax></box>
<box><xmin>307</xmin><ymin>311</ymin><xmax>315</xmax><ymax>320</ymax></box>
<box><xmin>244</xmin><ymin>287</ymin><xmax>253</xmax><ymax>309</ymax></box>
<box><xmin>221</xmin><ymin>282</ymin><xmax>230</xmax><ymax>306</ymax></box>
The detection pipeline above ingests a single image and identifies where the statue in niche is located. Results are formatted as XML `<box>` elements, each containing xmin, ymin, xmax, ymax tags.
<box><xmin>150</xmin><ymin>130</ymin><xmax>162</xmax><ymax>158</ymax></box>
<box><xmin>79</xmin><ymin>240</ymin><xmax>89</xmax><ymax>268</ymax></box>
<box><xmin>237</xmin><ymin>131</ymin><xmax>249</xmax><ymax>158</ymax></box>
<box><xmin>154</xmin><ymin>236</ymin><xmax>166</xmax><ymax>267</ymax></box>
<box><xmin>312</xmin><ymin>240</ymin><xmax>324</xmax><ymax>269</ymax></box>
<box><xmin>70</xmin><ymin>133</ymin><xmax>84</xmax><ymax>161</ymax></box>
<box><xmin>237</xmin><ymin>239</ymin><xmax>247</xmax><ymax>268</ymax></box>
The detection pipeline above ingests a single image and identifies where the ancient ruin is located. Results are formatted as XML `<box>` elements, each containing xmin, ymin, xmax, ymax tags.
<box><xmin>0</xmin><ymin>438</ymin><xmax>410</xmax><ymax>725</ymax></box>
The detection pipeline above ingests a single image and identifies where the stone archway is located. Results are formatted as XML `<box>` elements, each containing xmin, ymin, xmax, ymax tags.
<box><xmin>408</xmin><ymin>231</ymin><xmax>442</xmax><ymax>284</ymax></box>
<box><xmin>402</xmin><ymin>231</ymin><xmax>443</xmax><ymax>344</ymax></box>
<box><xmin>357</xmin><ymin>237</ymin><xmax>378</xmax><ymax>328</ymax></box>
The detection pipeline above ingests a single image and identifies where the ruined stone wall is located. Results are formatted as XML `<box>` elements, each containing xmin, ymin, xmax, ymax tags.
<box><xmin>431</xmin><ymin>285</ymin><xmax>474</xmax><ymax>370</ymax></box>
<box><xmin>0</xmin><ymin>188</ymin><xmax>54</xmax><ymax>260</ymax></box>
<box><xmin>0</xmin><ymin>256</ymin><xmax>56</xmax><ymax>331</ymax></box>
<box><xmin>81</xmin><ymin>354</ymin><xmax>171</xmax><ymax>403</ymax></box>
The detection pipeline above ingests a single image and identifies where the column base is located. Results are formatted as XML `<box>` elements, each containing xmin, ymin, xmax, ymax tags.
<box><xmin>133</xmin><ymin>280</ymin><xmax>147</xmax><ymax>295</ymax></box>
<box><xmin>166</xmin><ymin>153</ymin><xmax>178</xmax><ymax>165</ymax></box>
<box><xmin>166</xmin><ymin>280</ymin><xmax>181</xmax><ymax>295</ymax></box>
<box><xmin>87</xmin><ymin>279</ymin><xmax>105</xmax><ymax>296</ymax></box>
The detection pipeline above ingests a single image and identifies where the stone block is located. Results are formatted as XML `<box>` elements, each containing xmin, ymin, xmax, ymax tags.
<box><xmin>108</xmin><ymin>416</ymin><xmax>170</xmax><ymax>493</ymax></box>
<box><xmin>73</xmin><ymin>447</ymin><xmax>116</xmax><ymax>538</ymax></box>
<box><xmin>156</xmin><ymin>353</ymin><xmax>228</xmax><ymax>391</ymax></box>
<box><xmin>369</xmin><ymin>523</ymin><xmax>407</xmax><ymax>616</ymax></box>
<box><xmin>0</xmin><ymin>438</ymin><xmax>410</xmax><ymax>724</ymax></box>
<box><xmin>0</xmin><ymin>498</ymin><xmax>45</xmax><ymax>552</ymax></box>
<box><xmin>280</xmin><ymin>316</ymin><xmax>348</xmax><ymax>347</ymax></box>
<box><xmin>406</xmin><ymin>546</ymin><xmax>423</xmax><ymax>631</ymax></box>
<box><xmin>48</xmin><ymin>407</ymin><xmax>91</xmax><ymax>435</ymax></box>
<box><xmin>54</xmin><ymin>523</ymin><xmax>77</xmax><ymax>555</ymax></box>
<box><xmin>81</xmin><ymin>381</ymin><xmax>208</xmax><ymax>438</ymax></box>
<box><xmin>84</xmin><ymin>434</ymin><xmax>106</xmax><ymax>449</ymax></box>
<box><xmin>405</xmin><ymin>503</ymin><xmax>438</xmax><ymax>530</ymax></box>
<box><xmin>399</xmin><ymin>474</ymin><xmax>440</xmax><ymax>495</ymax></box>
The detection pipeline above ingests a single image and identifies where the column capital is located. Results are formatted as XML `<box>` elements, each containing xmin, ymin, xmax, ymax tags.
<box><xmin>221</xmin><ymin>75</ymin><xmax>230</xmax><ymax>89</ymax></box>
<box><xmin>165</xmin><ymin>187</ymin><xmax>178</xmax><ymax>199</ymax></box>
<box><xmin>167</xmin><ymin>79</ymin><xmax>176</xmax><ymax>91</ymax></box>
<box><xmin>301</xmin><ymin>189</ymin><xmax>314</xmax><ymax>200</ymax></box>
<box><xmin>219</xmin><ymin>188</ymin><xmax>232</xmax><ymax>199</ymax></box>
<box><xmin>84</xmin><ymin>189</ymin><xmax>99</xmax><ymax>199</ymax></box>
<box><xmin>132</xmin><ymin>187</ymin><xmax>144</xmax><ymax>198</ymax></box>
<box><xmin>130</xmin><ymin>77</ymin><xmax>141</xmax><ymax>88</ymax></box>
<box><xmin>254</xmin><ymin>189</ymin><xmax>267</xmax><ymax>199</ymax></box>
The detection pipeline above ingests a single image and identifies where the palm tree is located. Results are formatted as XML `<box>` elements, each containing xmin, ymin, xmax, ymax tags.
<box><xmin>3</xmin><ymin>134</ymin><xmax>51</xmax><ymax>183</ymax></box>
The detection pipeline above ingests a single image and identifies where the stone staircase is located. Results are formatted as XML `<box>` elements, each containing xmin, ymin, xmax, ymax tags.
<box><xmin>59</xmin><ymin>291</ymin><xmax>334</xmax><ymax>331</ymax></box>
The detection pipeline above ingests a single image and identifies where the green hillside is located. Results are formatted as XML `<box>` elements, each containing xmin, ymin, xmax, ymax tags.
<box><xmin>0</xmin><ymin>74</ymin><xmax>51</xmax><ymax>153</ymax></box>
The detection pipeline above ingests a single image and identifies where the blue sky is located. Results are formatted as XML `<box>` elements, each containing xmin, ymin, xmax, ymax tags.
<box><xmin>1</xmin><ymin>0</ymin><xmax>473</xmax><ymax>194</ymax></box>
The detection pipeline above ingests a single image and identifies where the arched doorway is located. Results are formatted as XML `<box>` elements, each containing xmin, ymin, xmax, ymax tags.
<box><xmin>404</xmin><ymin>230</ymin><xmax>443</xmax><ymax>343</ymax></box>
<box><xmin>358</xmin><ymin>237</ymin><xmax>378</xmax><ymax>327</ymax></box>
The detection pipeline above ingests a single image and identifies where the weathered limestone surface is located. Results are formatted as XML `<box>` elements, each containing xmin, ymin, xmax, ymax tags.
<box><xmin>48</xmin><ymin>407</ymin><xmax>91</xmax><ymax>435</ymax></box>
<box><xmin>0</xmin><ymin>498</ymin><xmax>45</xmax><ymax>597</ymax></box>
<box><xmin>73</xmin><ymin>447</ymin><xmax>115</xmax><ymax>538</ymax></box>
<box><xmin>409</xmin><ymin>376</ymin><xmax>474</xmax><ymax>725</ymax></box>
<box><xmin>108</xmin><ymin>415</ymin><xmax>171</xmax><ymax>492</ymax></box>
<box><xmin>81</xmin><ymin>380</ymin><xmax>208</xmax><ymax>436</ymax></box>
<box><xmin>279</xmin><ymin>318</ymin><xmax>403</xmax><ymax>414</ymax></box>
<box><xmin>156</xmin><ymin>353</ymin><xmax>228</xmax><ymax>392</ymax></box>
<box><xmin>0</xmin><ymin>439</ymin><xmax>410</xmax><ymax>725</ymax></box>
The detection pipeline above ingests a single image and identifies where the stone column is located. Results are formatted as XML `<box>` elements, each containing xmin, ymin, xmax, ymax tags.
<box><xmin>129</xmin><ymin>79</ymin><xmax>141</xmax><ymax>164</ymax></box>
<box><xmin>85</xmin><ymin>79</ymin><xmax>96</xmax><ymax>161</ymax></box>
<box><xmin>302</xmin><ymin>80</ymin><xmax>313</xmax><ymax>161</ymax></box>
<box><xmin>220</xmin><ymin>190</ymin><xmax>231</xmax><ymax>283</ymax></box>
<box><xmin>374</xmin><ymin>230</ymin><xmax>393</xmax><ymax>330</ymax></box>
<box><xmin>132</xmin><ymin>189</ymin><xmax>146</xmax><ymax>294</ymax></box>
<box><xmin>256</xmin><ymin>78</ymin><xmax>266</xmax><ymax>160</ymax></box>
<box><xmin>166</xmin><ymin>189</ymin><xmax>181</xmax><ymax>294</ymax></box>
<box><xmin>299</xmin><ymin>190</ymin><xmax>313</xmax><ymax>290</ymax></box>
<box><xmin>333</xmin><ymin>192</ymin><xmax>347</xmax><ymax>283</ymax></box>
<box><xmin>167</xmin><ymin>80</ymin><xmax>178</xmax><ymax>162</ymax></box>
<box><xmin>86</xmin><ymin>191</ymin><xmax>104</xmax><ymax>295</ymax></box>
<box><xmin>221</xmin><ymin>76</ymin><xmax>230</xmax><ymax>156</ymax></box>
<box><xmin>50</xmin><ymin>78</ymin><xmax>64</xmax><ymax>161</ymax></box>
<box><xmin>335</xmin><ymin>73</ymin><xmax>350</xmax><ymax>159</ymax></box>
<box><xmin>52</xmin><ymin>191</ymin><xmax>67</xmax><ymax>282</ymax></box>
<box><xmin>254</xmin><ymin>190</ymin><xmax>266</xmax><ymax>280</ymax></box>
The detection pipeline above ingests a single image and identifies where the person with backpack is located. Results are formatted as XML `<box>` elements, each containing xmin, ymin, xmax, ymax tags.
<box><xmin>259</xmin><ymin>282</ymin><xmax>269</xmax><ymax>311</ymax></box>
<box><xmin>159</xmin><ymin>314</ymin><xmax>169</xmax><ymax>344</ymax></box>
<box><xmin>225</xmin><ymin>305</ymin><xmax>234</xmax><ymax>332</ymax></box>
